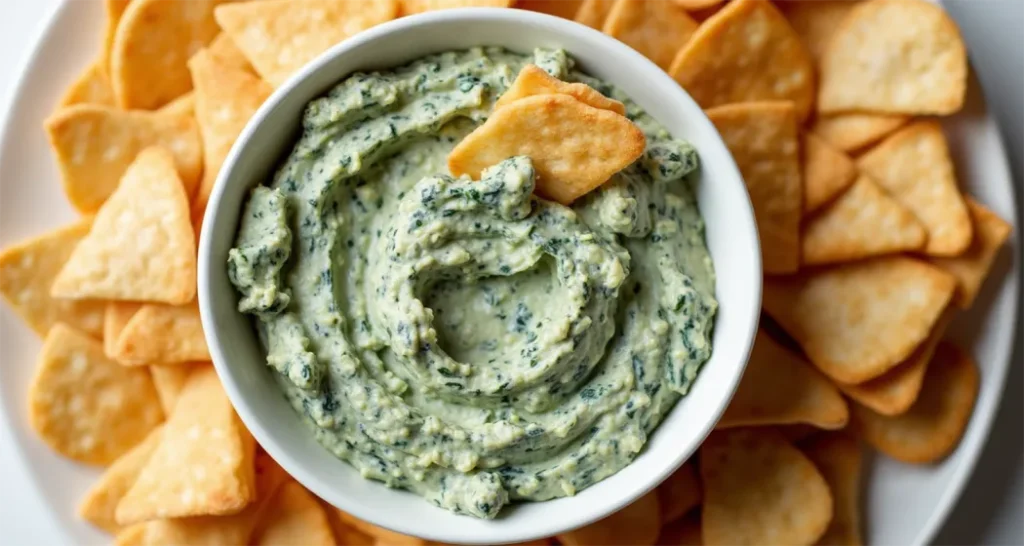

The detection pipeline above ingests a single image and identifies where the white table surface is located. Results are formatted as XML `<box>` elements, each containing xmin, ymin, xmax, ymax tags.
<box><xmin>0</xmin><ymin>1</ymin><xmax>1020</xmax><ymax>544</ymax></box>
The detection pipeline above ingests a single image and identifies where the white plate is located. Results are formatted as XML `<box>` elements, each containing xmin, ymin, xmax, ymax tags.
<box><xmin>0</xmin><ymin>2</ymin><xmax>1018</xmax><ymax>545</ymax></box>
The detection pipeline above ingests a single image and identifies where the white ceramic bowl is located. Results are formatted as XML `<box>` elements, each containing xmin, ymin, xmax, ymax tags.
<box><xmin>198</xmin><ymin>8</ymin><xmax>761</xmax><ymax>544</ymax></box>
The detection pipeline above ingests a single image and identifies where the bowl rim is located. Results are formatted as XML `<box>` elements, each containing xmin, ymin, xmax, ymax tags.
<box><xmin>198</xmin><ymin>7</ymin><xmax>761</xmax><ymax>544</ymax></box>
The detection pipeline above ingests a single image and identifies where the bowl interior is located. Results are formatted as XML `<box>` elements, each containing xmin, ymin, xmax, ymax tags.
<box><xmin>198</xmin><ymin>9</ymin><xmax>761</xmax><ymax>545</ymax></box>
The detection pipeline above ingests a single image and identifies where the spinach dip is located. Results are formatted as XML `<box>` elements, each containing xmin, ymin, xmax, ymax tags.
<box><xmin>227</xmin><ymin>47</ymin><xmax>717</xmax><ymax>519</ymax></box>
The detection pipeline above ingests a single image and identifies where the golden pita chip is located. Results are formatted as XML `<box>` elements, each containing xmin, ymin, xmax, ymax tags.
<box><xmin>574</xmin><ymin>0</ymin><xmax>616</xmax><ymax>29</ymax></box>
<box><xmin>657</xmin><ymin>461</ymin><xmax>702</xmax><ymax>523</ymax></box>
<box><xmin>78</xmin><ymin>426</ymin><xmax>163</xmax><ymax>534</ymax></box>
<box><xmin>0</xmin><ymin>220</ymin><xmax>105</xmax><ymax>339</ymax></box>
<box><xmin>150</xmin><ymin>362</ymin><xmax>205</xmax><ymax>414</ymax></box>
<box><xmin>189</xmin><ymin>49</ymin><xmax>273</xmax><ymax>219</ymax></box>
<box><xmin>116</xmin><ymin>366</ymin><xmax>256</xmax><ymax>524</ymax></box>
<box><xmin>929</xmin><ymin>199</ymin><xmax>1013</xmax><ymax>308</ymax></box>
<box><xmin>125</xmin><ymin>451</ymin><xmax>288</xmax><ymax>546</ymax></box>
<box><xmin>101</xmin><ymin>0</ymin><xmax>132</xmax><ymax>75</ymax></box>
<box><xmin>448</xmin><ymin>94</ymin><xmax>645</xmax><ymax>205</ymax></box>
<box><xmin>705</xmin><ymin>101</ymin><xmax>801</xmax><ymax>274</ymax></box>
<box><xmin>113</xmin><ymin>302</ymin><xmax>210</xmax><ymax>364</ymax></box>
<box><xmin>495</xmin><ymin>64</ymin><xmax>625</xmax><ymax>115</ymax></box>
<box><xmin>800</xmin><ymin>433</ymin><xmax>863</xmax><ymax>546</ymax></box>
<box><xmin>780</xmin><ymin>0</ymin><xmax>859</xmax><ymax>63</ymax></box>
<box><xmin>819</xmin><ymin>0</ymin><xmax>966</xmax><ymax>115</ymax></box>
<box><xmin>810</xmin><ymin>113</ymin><xmax>908</xmax><ymax>153</ymax></box>
<box><xmin>324</xmin><ymin>510</ymin><xmax>375</xmax><ymax>546</ymax></box>
<box><xmin>852</xmin><ymin>341</ymin><xmax>979</xmax><ymax>464</ymax></box>
<box><xmin>104</xmin><ymin>302</ymin><xmax>141</xmax><ymax>358</ymax></box>
<box><xmin>44</xmin><ymin>105</ymin><xmax>202</xmax><ymax>212</ymax></box>
<box><xmin>656</xmin><ymin>512</ymin><xmax>702</xmax><ymax>546</ymax></box>
<box><xmin>517</xmin><ymin>0</ymin><xmax>584</xmax><ymax>19</ymax></box>
<box><xmin>672</xmin><ymin>0</ymin><xmax>723</xmax><ymax>10</ymax></box>
<box><xmin>602</xmin><ymin>0</ymin><xmax>700</xmax><ymax>70</ymax></box>
<box><xmin>762</xmin><ymin>257</ymin><xmax>956</xmax><ymax>384</ymax></box>
<box><xmin>719</xmin><ymin>330</ymin><xmax>849</xmax><ymax>430</ymax></box>
<box><xmin>207</xmin><ymin>33</ymin><xmax>255</xmax><ymax>74</ymax></box>
<box><xmin>670</xmin><ymin>0</ymin><xmax>815</xmax><ymax>121</ymax></box>
<box><xmin>801</xmin><ymin>132</ymin><xmax>857</xmax><ymax>214</ymax></box>
<box><xmin>158</xmin><ymin>92</ymin><xmax>196</xmax><ymax>118</ymax></box>
<box><xmin>60</xmin><ymin>62</ymin><xmax>116</xmax><ymax>108</ymax></box>
<box><xmin>115</xmin><ymin>523</ymin><xmax>147</xmax><ymax>546</ymax></box>
<box><xmin>51</xmin><ymin>147</ymin><xmax>197</xmax><ymax>304</ymax></box>
<box><xmin>403</xmin><ymin>0</ymin><xmax>512</xmax><ymax>13</ymax></box>
<box><xmin>858</xmin><ymin>121</ymin><xmax>972</xmax><ymax>256</ymax></box>
<box><xmin>110</xmin><ymin>0</ymin><xmax>228</xmax><ymax>109</ymax></box>
<box><xmin>28</xmin><ymin>324</ymin><xmax>163</xmax><ymax>465</ymax></box>
<box><xmin>801</xmin><ymin>175</ymin><xmax>927</xmax><ymax>266</ymax></box>
<box><xmin>215</xmin><ymin>0</ymin><xmax>399</xmax><ymax>87</ymax></box>
<box><xmin>338</xmin><ymin>511</ymin><xmax>425</xmax><ymax>546</ymax></box>
<box><xmin>254</xmin><ymin>481</ymin><xmax>335</xmax><ymax>546</ymax></box>
<box><xmin>837</xmin><ymin>310</ymin><xmax>953</xmax><ymax>417</ymax></box>
<box><xmin>558</xmin><ymin>490</ymin><xmax>660</xmax><ymax>546</ymax></box>
<box><xmin>700</xmin><ymin>428</ymin><xmax>832</xmax><ymax>546</ymax></box>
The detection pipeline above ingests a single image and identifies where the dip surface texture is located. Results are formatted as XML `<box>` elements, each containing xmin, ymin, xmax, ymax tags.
<box><xmin>227</xmin><ymin>48</ymin><xmax>717</xmax><ymax>518</ymax></box>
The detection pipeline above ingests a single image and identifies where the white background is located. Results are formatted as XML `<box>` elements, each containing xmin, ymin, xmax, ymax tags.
<box><xmin>0</xmin><ymin>1</ymin><xmax>1019</xmax><ymax>544</ymax></box>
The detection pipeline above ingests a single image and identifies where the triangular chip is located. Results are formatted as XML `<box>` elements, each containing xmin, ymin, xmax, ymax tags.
<box><xmin>799</xmin><ymin>433</ymin><xmax>863</xmax><ymax>546</ymax></box>
<box><xmin>113</xmin><ymin>302</ymin><xmax>210</xmax><ymax>364</ymax></box>
<box><xmin>657</xmin><ymin>461</ymin><xmax>702</xmax><ymax>523</ymax></box>
<box><xmin>253</xmin><ymin>481</ymin><xmax>335</xmax><ymax>546</ymax></box>
<box><xmin>214</xmin><ymin>0</ymin><xmax>398</xmax><ymax>87</ymax></box>
<box><xmin>810</xmin><ymin>113</ymin><xmax>908</xmax><ymax>153</ymax></box>
<box><xmin>150</xmin><ymin>362</ymin><xmax>206</xmax><ymax>414</ymax></box>
<box><xmin>448</xmin><ymin>94</ymin><xmax>646</xmax><ymax>205</ymax></box>
<box><xmin>402</xmin><ymin>0</ymin><xmax>512</xmax><ymax>12</ymax></box>
<box><xmin>558</xmin><ymin>490</ymin><xmax>660</xmax><ymax>546</ymax></box>
<box><xmin>78</xmin><ymin>426</ymin><xmax>164</xmax><ymax>534</ymax></box>
<box><xmin>801</xmin><ymin>175</ymin><xmax>926</xmax><ymax>266</ymax></box>
<box><xmin>101</xmin><ymin>0</ymin><xmax>132</xmax><ymax>74</ymax></box>
<box><xmin>763</xmin><ymin>257</ymin><xmax>955</xmax><ymax>384</ymax></box>
<box><xmin>337</xmin><ymin>511</ymin><xmax>425</xmax><ymax>546</ymax></box>
<box><xmin>837</xmin><ymin>309</ymin><xmax>953</xmax><ymax>416</ymax></box>
<box><xmin>125</xmin><ymin>452</ymin><xmax>288</xmax><ymax>546</ymax></box>
<box><xmin>801</xmin><ymin>132</ymin><xmax>856</xmax><ymax>214</ymax></box>
<box><xmin>719</xmin><ymin>330</ymin><xmax>849</xmax><ymax>430</ymax></box>
<box><xmin>779</xmin><ymin>0</ymin><xmax>859</xmax><ymax>63</ymax></box>
<box><xmin>45</xmin><ymin>105</ymin><xmax>202</xmax><ymax>212</ymax></box>
<box><xmin>104</xmin><ymin>302</ymin><xmax>141</xmax><ymax>359</ymax></box>
<box><xmin>657</xmin><ymin>512</ymin><xmax>702</xmax><ymax>546</ymax></box>
<box><xmin>110</xmin><ymin>0</ymin><xmax>228</xmax><ymax>109</ymax></box>
<box><xmin>517</xmin><ymin>0</ymin><xmax>584</xmax><ymax>19</ymax></box>
<box><xmin>158</xmin><ymin>92</ymin><xmax>196</xmax><ymax>118</ymax></box>
<box><xmin>858</xmin><ymin>121</ymin><xmax>972</xmax><ymax>256</ymax></box>
<box><xmin>51</xmin><ymin>147</ymin><xmax>196</xmax><ymax>304</ymax></box>
<box><xmin>495</xmin><ymin>64</ymin><xmax>625</xmax><ymax>115</ymax></box>
<box><xmin>28</xmin><ymin>324</ymin><xmax>163</xmax><ymax>465</ymax></box>
<box><xmin>574</xmin><ymin>0</ymin><xmax>616</xmax><ymax>29</ymax></box>
<box><xmin>59</xmin><ymin>61</ymin><xmax>116</xmax><ymax>108</ymax></box>
<box><xmin>852</xmin><ymin>341</ymin><xmax>979</xmax><ymax>463</ymax></box>
<box><xmin>188</xmin><ymin>48</ymin><xmax>273</xmax><ymax>217</ymax></box>
<box><xmin>602</xmin><ymin>0</ymin><xmax>699</xmax><ymax>70</ymax></box>
<box><xmin>929</xmin><ymin>199</ymin><xmax>1013</xmax><ymax>308</ymax></box>
<box><xmin>116</xmin><ymin>366</ymin><xmax>256</xmax><ymax>524</ymax></box>
<box><xmin>0</xmin><ymin>220</ymin><xmax>105</xmax><ymax>339</ymax></box>
<box><xmin>207</xmin><ymin>33</ymin><xmax>255</xmax><ymax>74</ymax></box>
<box><xmin>700</xmin><ymin>428</ymin><xmax>832</xmax><ymax>546</ymax></box>
<box><xmin>670</xmin><ymin>0</ymin><xmax>815</xmax><ymax>120</ymax></box>
<box><xmin>706</xmin><ymin>101</ymin><xmax>801</xmax><ymax>274</ymax></box>
<box><xmin>818</xmin><ymin>0</ymin><xmax>966</xmax><ymax>115</ymax></box>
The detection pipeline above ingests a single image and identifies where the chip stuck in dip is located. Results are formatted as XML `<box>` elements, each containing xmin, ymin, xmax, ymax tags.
<box><xmin>226</xmin><ymin>48</ymin><xmax>717</xmax><ymax>518</ymax></box>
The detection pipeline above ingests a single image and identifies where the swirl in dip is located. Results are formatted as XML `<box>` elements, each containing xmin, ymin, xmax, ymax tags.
<box><xmin>227</xmin><ymin>48</ymin><xmax>717</xmax><ymax>518</ymax></box>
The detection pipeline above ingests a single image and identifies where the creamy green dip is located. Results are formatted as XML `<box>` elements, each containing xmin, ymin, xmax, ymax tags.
<box><xmin>227</xmin><ymin>47</ymin><xmax>717</xmax><ymax>519</ymax></box>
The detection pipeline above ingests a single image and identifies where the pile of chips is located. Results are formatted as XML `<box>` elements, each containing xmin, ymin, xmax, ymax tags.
<box><xmin>0</xmin><ymin>0</ymin><xmax>1012</xmax><ymax>545</ymax></box>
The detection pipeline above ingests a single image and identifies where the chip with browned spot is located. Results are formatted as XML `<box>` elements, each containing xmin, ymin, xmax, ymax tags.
<box><xmin>78</xmin><ymin>426</ymin><xmax>164</xmax><ymax>534</ymax></box>
<box><xmin>928</xmin><ymin>199</ymin><xmax>1013</xmax><ymax>308</ymax></box>
<box><xmin>602</xmin><ymin>0</ymin><xmax>700</xmax><ymax>70</ymax></box>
